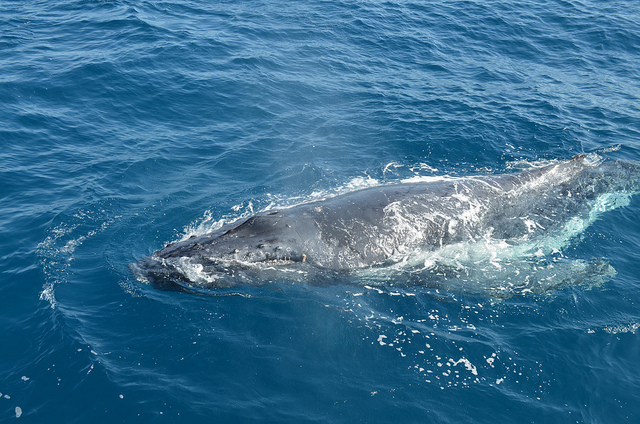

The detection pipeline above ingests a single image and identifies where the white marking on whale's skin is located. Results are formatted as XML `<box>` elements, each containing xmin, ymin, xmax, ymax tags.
<box><xmin>130</xmin><ymin>154</ymin><xmax>640</xmax><ymax>295</ymax></box>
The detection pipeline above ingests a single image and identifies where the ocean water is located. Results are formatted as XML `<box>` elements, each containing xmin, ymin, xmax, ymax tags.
<box><xmin>2</xmin><ymin>0</ymin><xmax>640</xmax><ymax>422</ymax></box>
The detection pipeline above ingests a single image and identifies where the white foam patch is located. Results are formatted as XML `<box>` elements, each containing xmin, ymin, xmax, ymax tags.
<box><xmin>603</xmin><ymin>323</ymin><xmax>640</xmax><ymax>334</ymax></box>
<box><xmin>342</xmin><ymin>176</ymin><xmax>381</xmax><ymax>191</ymax></box>
<box><xmin>171</xmin><ymin>258</ymin><xmax>223</xmax><ymax>285</ymax></box>
<box><xmin>400</xmin><ymin>175</ymin><xmax>457</xmax><ymax>184</ymax></box>
<box><xmin>37</xmin><ymin>215</ymin><xmax>114</xmax><ymax>309</ymax></box>
<box><xmin>180</xmin><ymin>209</ymin><xmax>246</xmax><ymax>241</ymax></box>
<box><xmin>450</xmin><ymin>358</ymin><xmax>478</xmax><ymax>375</ymax></box>
<box><xmin>505</xmin><ymin>158</ymin><xmax>559</xmax><ymax>171</ymax></box>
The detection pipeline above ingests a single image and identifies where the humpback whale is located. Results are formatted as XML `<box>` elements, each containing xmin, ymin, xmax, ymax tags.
<box><xmin>130</xmin><ymin>154</ymin><xmax>640</xmax><ymax>293</ymax></box>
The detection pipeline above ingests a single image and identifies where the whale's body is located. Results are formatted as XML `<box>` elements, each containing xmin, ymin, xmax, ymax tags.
<box><xmin>130</xmin><ymin>154</ymin><xmax>640</xmax><ymax>292</ymax></box>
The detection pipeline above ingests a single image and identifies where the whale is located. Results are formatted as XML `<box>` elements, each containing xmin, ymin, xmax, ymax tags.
<box><xmin>130</xmin><ymin>154</ymin><xmax>640</xmax><ymax>292</ymax></box>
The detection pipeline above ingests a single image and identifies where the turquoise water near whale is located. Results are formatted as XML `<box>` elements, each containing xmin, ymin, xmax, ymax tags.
<box><xmin>2</xmin><ymin>0</ymin><xmax>640</xmax><ymax>422</ymax></box>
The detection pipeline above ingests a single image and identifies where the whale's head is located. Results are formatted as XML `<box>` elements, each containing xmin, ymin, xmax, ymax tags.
<box><xmin>130</xmin><ymin>210</ymin><xmax>315</xmax><ymax>291</ymax></box>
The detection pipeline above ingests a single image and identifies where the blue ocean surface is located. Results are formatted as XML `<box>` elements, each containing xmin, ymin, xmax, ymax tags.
<box><xmin>2</xmin><ymin>0</ymin><xmax>640</xmax><ymax>422</ymax></box>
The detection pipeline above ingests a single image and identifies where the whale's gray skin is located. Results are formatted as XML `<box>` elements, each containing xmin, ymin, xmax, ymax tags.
<box><xmin>130</xmin><ymin>154</ymin><xmax>640</xmax><ymax>291</ymax></box>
